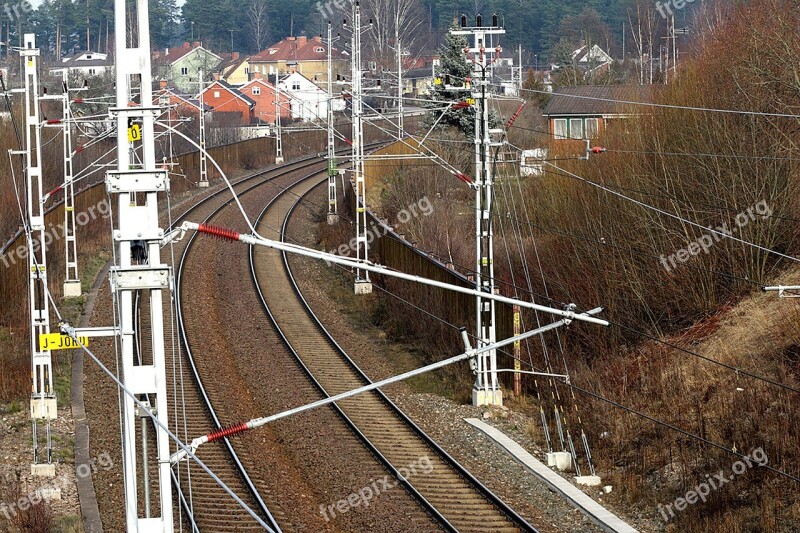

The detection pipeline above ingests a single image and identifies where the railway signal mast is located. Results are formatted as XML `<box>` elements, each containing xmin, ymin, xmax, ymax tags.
<box><xmin>39</xmin><ymin>70</ymin><xmax>85</xmax><ymax>296</ymax></box>
<box><xmin>346</xmin><ymin>1</ymin><xmax>373</xmax><ymax>294</ymax></box>
<box><xmin>109</xmin><ymin>0</ymin><xmax>175</xmax><ymax>528</ymax></box>
<box><xmin>325</xmin><ymin>20</ymin><xmax>340</xmax><ymax>224</ymax></box>
<box><xmin>452</xmin><ymin>15</ymin><xmax>506</xmax><ymax>406</ymax></box>
<box><xmin>17</xmin><ymin>34</ymin><xmax>57</xmax><ymax>476</ymax></box>
<box><xmin>197</xmin><ymin>69</ymin><xmax>209</xmax><ymax>187</ymax></box>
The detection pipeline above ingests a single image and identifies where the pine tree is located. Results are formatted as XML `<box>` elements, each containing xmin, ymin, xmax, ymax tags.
<box><xmin>425</xmin><ymin>21</ymin><xmax>474</xmax><ymax>138</ymax></box>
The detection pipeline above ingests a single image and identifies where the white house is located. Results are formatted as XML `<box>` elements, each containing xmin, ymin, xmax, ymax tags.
<box><xmin>50</xmin><ymin>51</ymin><xmax>113</xmax><ymax>78</ymax></box>
<box><xmin>571</xmin><ymin>44</ymin><xmax>613</xmax><ymax>74</ymax></box>
<box><xmin>278</xmin><ymin>71</ymin><xmax>344</xmax><ymax>122</ymax></box>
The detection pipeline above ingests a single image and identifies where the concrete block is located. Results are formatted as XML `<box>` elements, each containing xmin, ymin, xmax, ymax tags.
<box><xmin>39</xmin><ymin>487</ymin><xmax>61</xmax><ymax>500</ymax></box>
<box><xmin>575</xmin><ymin>475</ymin><xmax>602</xmax><ymax>487</ymax></box>
<box><xmin>275</xmin><ymin>156</ymin><xmax>284</xmax><ymax>164</ymax></box>
<box><xmin>63</xmin><ymin>280</ymin><xmax>82</xmax><ymax>297</ymax></box>
<box><xmin>472</xmin><ymin>388</ymin><xmax>503</xmax><ymax>407</ymax></box>
<box><xmin>546</xmin><ymin>451</ymin><xmax>573</xmax><ymax>472</ymax></box>
<box><xmin>197</xmin><ymin>181</ymin><xmax>209</xmax><ymax>188</ymax></box>
<box><xmin>31</xmin><ymin>463</ymin><xmax>56</xmax><ymax>477</ymax></box>
<box><xmin>327</xmin><ymin>213</ymin><xmax>340</xmax><ymax>225</ymax></box>
<box><xmin>30</xmin><ymin>398</ymin><xmax>57</xmax><ymax>420</ymax></box>
<box><xmin>354</xmin><ymin>281</ymin><xmax>373</xmax><ymax>295</ymax></box>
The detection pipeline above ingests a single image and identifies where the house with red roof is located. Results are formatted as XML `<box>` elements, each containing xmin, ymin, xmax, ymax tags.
<box><xmin>238</xmin><ymin>76</ymin><xmax>291</xmax><ymax>124</ymax></box>
<box><xmin>198</xmin><ymin>80</ymin><xmax>255</xmax><ymax>125</ymax></box>
<box><xmin>249</xmin><ymin>35</ymin><xmax>348</xmax><ymax>84</ymax></box>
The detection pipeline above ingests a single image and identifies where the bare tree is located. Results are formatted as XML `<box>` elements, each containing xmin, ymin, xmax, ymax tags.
<box><xmin>362</xmin><ymin>0</ymin><xmax>425</xmax><ymax>71</ymax></box>
<box><xmin>247</xmin><ymin>0</ymin><xmax>270</xmax><ymax>53</ymax></box>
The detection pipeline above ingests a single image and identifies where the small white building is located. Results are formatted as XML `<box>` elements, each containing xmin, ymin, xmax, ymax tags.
<box><xmin>520</xmin><ymin>148</ymin><xmax>547</xmax><ymax>177</ymax></box>
<box><xmin>278</xmin><ymin>71</ymin><xmax>344</xmax><ymax>122</ymax></box>
<box><xmin>50</xmin><ymin>51</ymin><xmax>113</xmax><ymax>78</ymax></box>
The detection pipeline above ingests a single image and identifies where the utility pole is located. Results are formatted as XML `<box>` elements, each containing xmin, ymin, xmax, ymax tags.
<box><xmin>348</xmin><ymin>1</ymin><xmax>372</xmax><ymax>294</ymax></box>
<box><xmin>452</xmin><ymin>14</ymin><xmax>505</xmax><ymax>407</ymax></box>
<box><xmin>18</xmin><ymin>34</ymin><xmax>57</xmax><ymax>477</ymax></box>
<box><xmin>110</xmin><ymin>0</ymin><xmax>175</xmax><ymax>528</ymax></box>
<box><xmin>274</xmin><ymin>73</ymin><xmax>284</xmax><ymax>164</ymax></box>
<box><xmin>325</xmin><ymin>21</ymin><xmax>340</xmax><ymax>224</ymax></box>
<box><xmin>396</xmin><ymin>17</ymin><xmax>403</xmax><ymax>139</ymax></box>
<box><xmin>197</xmin><ymin>69</ymin><xmax>209</xmax><ymax>187</ymax></box>
<box><xmin>60</xmin><ymin>71</ymin><xmax>82</xmax><ymax>295</ymax></box>
<box><xmin>40</xmin><ymin>69</ymin><xmax>85</xmax><ymax>296</ymax></box>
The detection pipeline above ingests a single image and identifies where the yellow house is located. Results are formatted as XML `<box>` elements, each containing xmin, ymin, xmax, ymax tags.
<box><xmin>217</xmin><ymin>52</ymin><xmax>251</xmax><ymax>85</ymax></box>
<box><xmin>249</xmin><ymin>36</ymin><xmax>348</xmax><ymax>84</ymax></box>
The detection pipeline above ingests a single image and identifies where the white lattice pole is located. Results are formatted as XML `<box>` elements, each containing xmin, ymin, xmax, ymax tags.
<box><xmin>197</xmin><ymin>69</ymin><xmax>209</xmax><ymax>187</ymax></box>
<box><xmin>61</xmin><ymin>71</ymin><xmax>81</xmax><ymax>295</ymax></box>
<box><xmin>351</xmin><ymin>1</ymin><xmax>372</xmax><ymax>294</ymax></box>
<box><xmin>19</xmin><ymin>34</ymin><xmax>57</xmax><ymax>476</ymax></box>
<box><xmin>111</xmin><ymin>0</ymin><xmax>174</xmax><ymax>529</ymax></box>
<box><xmin>326</xmin><ymin>20</ymin><xmax>340</xmax><ymax>224</ymax></box>
<box><xmin>452</xmin><ymin>16</ymin><xmax>505</xmax><ymax>406</ymax></box>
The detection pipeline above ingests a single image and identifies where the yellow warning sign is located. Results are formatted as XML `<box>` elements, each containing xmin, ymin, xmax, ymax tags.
<box><xmin>127</xmin><ymin>124</ymin><xmax>142</xmax><ymax>142</ymax></box>
<box><xmin>465</xmin><ymin>97</ymin><xmax>476</xmax><ymax>106</ymax></box>
<box><xmin>39</xmin><ymin>333</ymin><xmax>89</xmax><ymax>351</ymax></box>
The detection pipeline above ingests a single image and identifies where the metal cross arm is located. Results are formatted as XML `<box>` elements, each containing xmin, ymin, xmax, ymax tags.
<box><xmin>763</xmin><ymin>285</ymin><xmax>800</xmax><ymax>298</ymax></box>
<box><xmin>171</xmin><ymin>307</ymin><xmax>603</xmax><ymax>465</ymax></box>
<box><xmin>176</xmin><ymin>221</ymin><xmax>609</xmax><ymax>327</ymax></box>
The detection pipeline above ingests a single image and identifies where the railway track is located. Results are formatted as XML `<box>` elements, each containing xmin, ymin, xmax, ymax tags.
<box><xmin>164</xmin><ymin>153</ymin><xmax>346</xmax><ymax>531</ymax></box>
<box><xmin>249</xmin><ymin>175</ymin><xmax>538</xmax><ymax>532</ymax></box>
<box><xmin>170</xmin><ymin>145</ymin><xmax>441</xmax><ymax>531</ymax></box>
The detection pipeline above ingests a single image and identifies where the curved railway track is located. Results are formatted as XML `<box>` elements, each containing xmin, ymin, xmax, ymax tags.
<box><xmin>164</xmin><ymin>153</ymin><xmax>348</xmax><ymax>531</ymax></box>
<box><xmin>248</xmin><ymin>175</ymin><xmax>538</xmax><ymax>532</ymax></box>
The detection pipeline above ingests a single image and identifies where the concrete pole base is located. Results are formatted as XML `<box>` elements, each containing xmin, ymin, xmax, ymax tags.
<box><xmin>575</xmin><ymin>475</ymin><xmax>602</xmax><ymax>487</ymax></box>
<box><xmin>327</xmin><ymin>213</ymin><xmax>340</xmax><ymax>225</ymax></box>
<box><xmin>31</xmin><ymin>463</ymin><xmax>56</xmax><ymax>477</ymax></box>
<box><xmin>472</xmin><ymin>387</ymin><xmax>503</xmax><ymax>407</ymax></box>
<box><xmin>275</xmin><ymin>156</ymin><xmax>284</xmax><ymax>164</ymax></box>
<box><xmin>63</xmin><ymin>280</ymin><xmax>81</xmax><ymax>297</ymax></box>
<box><xmin>546</xmin><ymin>451</ymin><xmax>573</xmax><ymax>472</ymax></box>
<box><xmin>197</xmin><ymin>181</ymin><xmax>209</xmax><ymax>188</ymax></box>
<box><xmin>354</xmin><ymin>280</ymin><xmax>373</xmax><ymax>294</ymax></box>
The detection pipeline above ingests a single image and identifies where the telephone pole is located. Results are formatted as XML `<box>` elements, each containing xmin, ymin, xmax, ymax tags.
<box><xmin>452</xmin><ymin>14</ymin><xmax>505</xmax><ymax>406</ymax></box>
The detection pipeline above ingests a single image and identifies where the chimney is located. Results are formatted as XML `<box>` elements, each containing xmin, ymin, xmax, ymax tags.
<box><xmin>193</xmin><ymin>41</ymin><xmax>201</xmax><ymax>48</ymax></box>
<box><xmin>231</xmin><ymin>51</ymin><xmax>239</xmax><ymax>60</ymax></box>
<box><xmin>183</xmin><ymin>42</ymin><xmax>191</xmax><ymax>49</ymax></box>
<box><xmin>159</xmin><ymin>79</ymin><xmax>167</xmax><ymax>89</ymax></box>
<box><xmin>253</xmin><ymin>72</ymin><xmax>262</xmax><ymax>80</ymax></box>
<box><xmin>298</xmin><ymin>36</ymin><xmax>307</xmax><ymax>44</ymax></box>
<box><xmin>212</xmin><ymin>72</ymin><xmax>220</xmax><ymax>81</ymax></box>
<box><xmin>165</xmin><ymin>47</ymin><xmax>169</xmax><ymax>55</ymax></box>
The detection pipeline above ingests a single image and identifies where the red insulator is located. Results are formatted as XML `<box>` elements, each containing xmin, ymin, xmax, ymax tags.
<box><xmin>206</xmin><ymin>422</ymin><xmax>249</xmax><ymax>442</ymax></box>
<box><xmin>47</xmin><ymin>119</ymin><xmax>62</xmax><ymax>125</ymax></box>
<box><xmin>197</xmin><ymin>223</ymin><xmax>240</xmax><ymax>241</ymax></box>
<box><xmin>591</xmin><ymin>147</ymin><xmax>607</xmax><ymax>154</ymax></box>
<box><xmin>74</xmin><ymin>144</ymin><xmax>85</xmax><ymax>154</ymax></box>
<box><xmin>454</xmin><ymin>172</ymin><xmax>473</xmax><ymax>185</ymax></box>
<box><xmin>72</xmin><ymin>98</ymin><xmax>84</xmax><ymax>104</ymax></box>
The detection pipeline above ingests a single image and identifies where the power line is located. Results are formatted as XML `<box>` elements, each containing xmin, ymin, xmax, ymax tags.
<box><xmin>543</xmin><ymin>162</ymin><xmax>800</xmax><ymax>265</ymax></box>
<box><xmin>567</xmin><ymin>381</ymin><xmax>800</xmax><ymax>484</ymax></box>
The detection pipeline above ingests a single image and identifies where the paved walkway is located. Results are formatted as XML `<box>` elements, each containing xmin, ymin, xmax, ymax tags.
<box><xmin>464</xmin><ymin>418</ymin><xmax>638</xmax><ymax>533</ymax></box>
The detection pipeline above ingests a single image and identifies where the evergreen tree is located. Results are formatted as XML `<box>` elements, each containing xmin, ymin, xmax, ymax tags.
<box><xmin>426</xmin><ymin>21</ymin><xmax>474</xmax><ymax>138</ymax></box>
